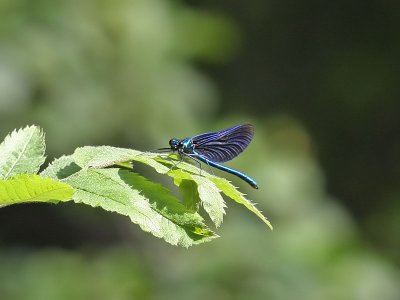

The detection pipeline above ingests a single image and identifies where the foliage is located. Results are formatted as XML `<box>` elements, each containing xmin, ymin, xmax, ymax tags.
<box><xmin>0</xmin><ymin>125</ymin><xmax>271</xmax><ymax>247</ymax></box>
<box><xmin>0</xmin><ymin>126</ymin><xmax>73</xmax><ymax>207</ymax></box>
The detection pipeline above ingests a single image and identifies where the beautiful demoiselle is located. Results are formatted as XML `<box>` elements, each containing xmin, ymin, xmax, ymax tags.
<box><xmin>159</xmin><ymin>124</ymin><xmax>258</xmax><ymax>189</ymax></box>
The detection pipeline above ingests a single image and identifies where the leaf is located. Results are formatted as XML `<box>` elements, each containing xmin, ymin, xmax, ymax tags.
<box><xmin>174</xmin><ymin>178</ymin><xmax>200</xmax><ymax>212</ymax></box>
<box><xmin>0</xmin><ymin>125</ymin><xmax>46</xmax><ymax>179</ymax></box>
<box><xmin>209</xmin><ymin>177</ymin><xmax>273</xmax><ymax>230</ymax></box>
<box><xmin>73</xmin><ymin>146</ymin><xmax>172</xmax><ymax>173</ymax></box>
<box><xmin>192</xmin><ymin>175</ymin><xmax>226</xmax><ymax>227</ymax></box>
<box><xmin>41</xmin><ymin>155</ymin><xmax>81</xmax><ymax>180</ymax></box>
<box><xmin>65</xmin><ymin>168</ymin><xmax>216</xmax><ymax>247</ymax></box>
<box><xmin>135</xmin><ymin>152</ymin><xmax>272</xmax><ymax>229</ymax></box>
<box><xmin>0</xmin><ymin>174</ymin><xmax>74</xmax><ymax>206</ymax></box>
<box><xmin>170</xmin><ymin>169</ymin><xmax>226</xmax><ymax>227</ymax></box>
<box><xmin>73</xmin><ymin>146</ymin><xmax>141</xmax><ymax>169</ymax></box>
<box><xmin>71</xmin><ymin>146</ymin><xmax>272</xmax><ymax>229</ymax></box>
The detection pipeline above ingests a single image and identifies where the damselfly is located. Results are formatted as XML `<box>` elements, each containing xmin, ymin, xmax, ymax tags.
<box><xmin>158</xmin><ymin>124</ymin><xmax>258</xmax><ymax>189</ymax></box>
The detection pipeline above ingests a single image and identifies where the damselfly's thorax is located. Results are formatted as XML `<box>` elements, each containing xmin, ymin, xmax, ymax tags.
<box><xmin>181</xmin><ymin>138</ymin><xmax>195</xmax><ymax>153</ymax></box>
<box><xmin>168</xmin><ymin>138</ymin><xmax>195</xmax><ymax>154</ymax></box>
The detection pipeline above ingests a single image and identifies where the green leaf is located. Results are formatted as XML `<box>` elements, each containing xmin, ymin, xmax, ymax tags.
<box><xmin>174</xmin><ymin>178</ymin><xmax>200</xmax><ymax>212</ymax></box>
<box><xmin>0</xmin><ymin>174</ymin><xmax>74</xmax><ymax>206</ymax></box>
<box><xmin>71</xmin><ymin>145</ymin><xmax>272</xmax><ymax>230</ymax></box>
<box><xmin>0</xmin><ymin>125</ymin><xmax>46</xmax><ymax>179</ymax></box>
<box><xmin>210</xmin><ymin>177</ymin><xmax>273</xmax><ymax>230</ymax></box>
<box><xmin>73</xmin><ymin>146</ymin><xmax>141</xmax><ymax>169</ymax></box>
<box><xmin>73</xmin><ymin>146</ymin><xmax>171</xmax><ymax>173</ymax></box>
<box><xmin>41</xmin><ymin>155</ymin><xmax>81</xmax><ymax>180</ymax></box>
<box><xmin>169</xmin><ymin>169</ymin><xmax>226</xmax><ymax>227</ymax></box>
<box><xmin>65</xmin><ymin>168</ymin><xmax>216</xmax><ymax>247</ymax></box>
<box><xmin>192</xmin><ymin>174</ymin><xmax>226</xmax><ymax>227</ymax></box>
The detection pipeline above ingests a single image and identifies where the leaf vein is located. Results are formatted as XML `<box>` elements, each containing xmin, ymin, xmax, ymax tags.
<box><xmin>4</xmin><ymin>129</ymin><xmax>35</xmax><ymax>178</ymax></box>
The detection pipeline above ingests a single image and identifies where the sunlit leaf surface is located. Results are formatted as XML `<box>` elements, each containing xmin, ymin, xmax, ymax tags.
<box><xmin>0</xmin><ymin>125</ymin><xmax>46</xmax><ymax>179</ymax></box>
<box><xmin>0</xmin><ymin>174</ymin><xmax>74</xmax><ymax>206</ymax></box>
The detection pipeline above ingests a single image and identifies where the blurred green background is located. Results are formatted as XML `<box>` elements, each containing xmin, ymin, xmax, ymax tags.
<box><xmin>1</xmin><ymin>0</ymin><xmax>399</xmax><ymax>299</ymax></box>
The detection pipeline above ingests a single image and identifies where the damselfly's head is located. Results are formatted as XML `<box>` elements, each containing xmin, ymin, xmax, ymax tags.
<box><xmin>169</xmin><ymin>138</ymin><xmax>180</xmax><ymax>151</ymax></box>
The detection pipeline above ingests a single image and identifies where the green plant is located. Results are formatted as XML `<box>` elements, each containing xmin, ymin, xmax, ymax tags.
<box><xmin>0</xmin><ymin>125</ymin><xmax>271</xmax><ymax>247</ymax></box>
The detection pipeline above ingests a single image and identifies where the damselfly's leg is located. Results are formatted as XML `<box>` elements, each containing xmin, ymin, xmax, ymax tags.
<box><xmin>205</xmin><ymin>161</ymin><xmax>215</xmax><ymax>176</ymax></box>
<box><xmin>169</xmin><ymin>153</ymin><xmax>182</xmax><ymax>170</ymax></box>
<box><xmin>186</xmin><ymin>154</ymin><xmax>216</xmax><ymax>176</ymax></box>
<box><xmin>184</xmin><ymin>153</ymin><xmax>205</xmax><ymax>175</ymax></box>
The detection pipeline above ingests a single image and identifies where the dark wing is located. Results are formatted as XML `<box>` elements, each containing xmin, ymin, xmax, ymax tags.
<box><xmin>192</xmin><ymin>124</ymin><xmax>254</xmax><ymax>163</ymax></box>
